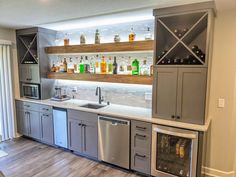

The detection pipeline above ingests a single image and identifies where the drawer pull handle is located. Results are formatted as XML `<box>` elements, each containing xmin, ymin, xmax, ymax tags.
<box><xmin>43</xmin><ymin>114</ymin><xmax>49</xmax><ymax>117</ymax></box>
<box><xmin>176</xmin><ymin>116</ymin><xmax>180</xmax><ymax>119</ymax></box>
<box><xmin>42</xmin><ymin>108</ymin><xmax>49</xmax><ymax>111</ymax></box>
<box><xmin>135</xmin><ymin>134</ymin><xmax>146</xmax><ymax>138</ymax></box>
<box><xmin>136</xmin><ymin>126</ymin><xmax>146</xmax><ymax>130</ymax></box>
<box><xmin>135</xmin><ymin>153</ymin><xmax>146</xmax><ymax>158</ymax></box>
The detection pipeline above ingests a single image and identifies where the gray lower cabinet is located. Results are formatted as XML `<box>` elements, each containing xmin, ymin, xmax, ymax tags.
<box><xmin>28</xmin><ymin>110</ymin><xmax>41</xmax><ymax>139</ymax></box>
<box><xmin>68</xmin><ymin>109</ymin><xmax>98</xmax><ymax>159</ymax></box>
<box><xmin>40</xmin><ymin>113</ymin><xmax>54</xmax><ymax>144</ymax></box>
<box><xmin>131</xmin><ymin>120</ymin><xmax>151</xmax><ymax>175</ymax></box>
<box><xmin>153</xmin><ymin>67</ymin><xmax>207</xmax><ymax>124</ymax></box>
<box><xmin>16</xmin><ymin>108</ymin><xmax>28</xmax><ymax>135</ymax></box>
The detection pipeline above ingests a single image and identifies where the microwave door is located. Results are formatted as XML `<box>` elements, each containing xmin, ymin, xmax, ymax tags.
<box><xmin>152</xmin><ymin>125</ymin><xmax>198</xmax><ymax>177</ymax></box>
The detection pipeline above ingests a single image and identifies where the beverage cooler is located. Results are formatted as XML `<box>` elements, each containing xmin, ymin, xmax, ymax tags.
<box><xmin>151</xmin><ymin>125</ymin><xmax>199</xmax><ymax>177</ymax></box>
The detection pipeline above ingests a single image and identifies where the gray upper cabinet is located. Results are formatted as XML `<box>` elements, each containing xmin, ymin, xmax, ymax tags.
<box><xmin>153</xmin><ymin>67</ymin><xmax>178</xmax><ymax>119</ymax></box>
<box><xmin>153</xmin><ymin>67</ymin><xmax>207</xmax><ymax>124</ymax></box>
<box><xmin>176</xmin><ymin>68</ymin><xmax>207</xmax><ymax>124</ymax></box>
<box><xmin>19</xmin><ymin>65</ymin><xmax>40</xmax><ymax>83</ymax></box>
<box><xmin>68</xmin><ymin>109</ymin><xmax>98</xmax><ymax>159</ymax></box>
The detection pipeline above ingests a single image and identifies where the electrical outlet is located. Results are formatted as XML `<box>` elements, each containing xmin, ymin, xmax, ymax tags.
<box><xmin>218</xmin><ymin>98</ymin><xmax>225</xmax><ymax>108</ymax></box>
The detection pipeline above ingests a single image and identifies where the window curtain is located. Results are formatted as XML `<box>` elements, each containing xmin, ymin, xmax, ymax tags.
<box><xmin>0</xmin><ymin>41</ymin><xmax>16</xmax><ymax>141</ymax></box>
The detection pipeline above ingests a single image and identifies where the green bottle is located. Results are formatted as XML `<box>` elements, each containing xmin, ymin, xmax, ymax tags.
<box><xmin>79</xmin><ymin>56</ymin><xmax>85</xmax><ymax>74</ymax></box>
<box><xmin>132</xmin><ymin>59</ymin><xmax>139</xmax><ymax>75</ymax></box>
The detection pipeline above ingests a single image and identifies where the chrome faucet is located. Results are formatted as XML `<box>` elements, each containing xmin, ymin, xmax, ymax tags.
<box><xmin>95</xmin><ymin>87</ymin><xmax>104</xmax><ymax>104</ymax></box>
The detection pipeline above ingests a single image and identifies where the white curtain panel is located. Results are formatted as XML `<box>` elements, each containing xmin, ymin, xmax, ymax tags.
<box><xmin>0</xmin><ymin>43</ymin><xmax>16</xmax><ymax>141</ymax></box>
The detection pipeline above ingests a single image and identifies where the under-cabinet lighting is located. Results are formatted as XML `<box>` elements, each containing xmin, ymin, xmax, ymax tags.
<box><xmin>40</xmin><ymin>8</ymin><xmax>154</xmax><ymax>31</ymax></box>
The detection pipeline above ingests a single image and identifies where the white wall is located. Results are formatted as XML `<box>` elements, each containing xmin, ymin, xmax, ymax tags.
<box><xmin>205</xmin><ymin>9</ymin><xmax>236</xmax><ymax>176</ymax></box>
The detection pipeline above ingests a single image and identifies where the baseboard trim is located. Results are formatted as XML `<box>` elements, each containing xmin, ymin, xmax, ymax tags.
<box><xmin>202</xmin><ymin>167</ymin><xmax>235</xmax><ymax>177</ymax></box>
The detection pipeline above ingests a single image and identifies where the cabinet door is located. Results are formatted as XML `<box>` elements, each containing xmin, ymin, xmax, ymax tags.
<box><xmin>153</xmin><ymin>67</ymin><xmax>178</xmax><ymax>119</ymax></box>
<box><xmin>68</xmin><ymin>119</ymin><xmax>82</xmax><ymax>153</ymax></box>
<box><xmin>19</xmin><ymin>66</ymin><xmax>29</xmax><ymax>83</ymax></box>
<box><xmin>16</xmin><ymin>109</ymin><xmax>28</xmax><ymax>135</ymax></box>
<box><xmin>40</xmin><ymin>113</ymin><xmax>54</xmax><ymax>145</ymax></box>
<box><xmin>82</xmin><ymin>120</ymin><xmax>98</xmax><ymax>158</ymax></box>
<box><xmin>176</xmin><ymin>68</ymin><xmax>207</xmax><ymax>124</ymax></box>
<box><xmin>28</xmin><ymin>65</ymin><xmax>40</xmax><ymax>83</ymax></box>
<box><xmin>28</xmin><ymin>110</ymin><xmax>41</xmax><ymax>139</ymax></box>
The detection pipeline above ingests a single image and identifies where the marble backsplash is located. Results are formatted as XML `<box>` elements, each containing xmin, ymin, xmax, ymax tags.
<box><xmin>53</xmin><ymin>80</ymin><xmax>152</xmax><ymax>108</ymax></box>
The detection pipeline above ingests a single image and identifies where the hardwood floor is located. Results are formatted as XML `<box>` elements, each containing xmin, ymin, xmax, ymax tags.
<box><xmin>0</xmin><ymin>138</ymin><xmax>141</xmax><ymax>177</ymax></box>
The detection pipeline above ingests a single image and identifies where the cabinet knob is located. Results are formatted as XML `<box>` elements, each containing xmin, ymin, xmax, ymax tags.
<box><xmin>176</xmin><ymin>116</ymin><xmax>180</xmax><ymax>119</ymax></box>
<box><xmin>78</xmin><ymin>123</ymin><xmax>82</xmax><ymax>126</ymax></box>
<box><xmin>171</xmin><ymin>115</ymin><xmax>175</xmax><ymax>119</ymax></box>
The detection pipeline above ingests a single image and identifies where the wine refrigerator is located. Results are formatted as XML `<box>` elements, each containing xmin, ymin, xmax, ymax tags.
<box><xmin>151</xmin><ymin>125</ymin><xmax>199</xmax><ymax>177</ymax></box>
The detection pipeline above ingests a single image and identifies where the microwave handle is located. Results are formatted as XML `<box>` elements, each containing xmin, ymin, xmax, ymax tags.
<box><xmin>153</xmin><ymin>127</ymin><xmax>197</xmax><ymax>139</ymax></box>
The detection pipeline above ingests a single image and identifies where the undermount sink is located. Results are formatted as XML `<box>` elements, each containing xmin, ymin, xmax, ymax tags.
<box><xmin>80</xmin><ymin>103</ymin><xmax>106</xmax><ymax>109</ymax></box>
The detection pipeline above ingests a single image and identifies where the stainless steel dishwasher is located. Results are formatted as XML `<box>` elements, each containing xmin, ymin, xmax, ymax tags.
<box><xmin>98</xmin><ymin>116</ymin><xmax>130</xmax><ymax>169</ymax></box>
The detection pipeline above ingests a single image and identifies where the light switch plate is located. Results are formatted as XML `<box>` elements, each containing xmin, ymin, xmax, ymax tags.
<box><xmin>218</xmin><ymin>98</ymin><xmax>225</xmax><ymax>108</ymax></box>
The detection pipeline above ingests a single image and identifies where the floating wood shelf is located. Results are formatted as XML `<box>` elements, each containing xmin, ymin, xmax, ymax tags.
<box><xmin>47</xmin><ymin>72</ymin><xmax>153</xmax><ymax>85</ymax></box>
<box><xmin>45</xmin><ymin>40</ymin><xmax>154</xmax><ymax>54</ymax></box>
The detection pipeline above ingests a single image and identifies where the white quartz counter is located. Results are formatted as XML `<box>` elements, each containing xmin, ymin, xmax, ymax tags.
<box><xmin>15</xmin><ymin>98</ymin><xmax>210</xmax><ymax>132</ymax></box>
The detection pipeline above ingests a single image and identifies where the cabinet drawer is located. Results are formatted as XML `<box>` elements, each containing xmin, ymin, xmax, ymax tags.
<box><xmin>131</xmin><ymin>120</ymin><xmax>151</xmax><ymax>135</ymax></box>
<box><xmin>40</xmin><ymin>105</ymin><xmax>52</xmax><ymax>114</ymax></box>
<box><xmin>132</xmin><ymin>131</ymin><xmax>151</xmax><ymax>151</ymax></box>
<box><xmin>131</xmin><ymin>149</ymin><xmax>151</xmax><ymax>175</ymax></box>
<box><xmin>23</xmin><ymin>102</ymin><xmax>40</xmax><ymax>112</ymax></box>
<box><xmin>68</xmin><ymin>109</ymin><xmax>97</xmax><ymax>122</ymax></box>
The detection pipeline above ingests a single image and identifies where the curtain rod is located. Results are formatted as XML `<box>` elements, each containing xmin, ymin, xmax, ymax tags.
<box><xmin>0</xmin><ymin>40</ymin><xmax>12</xmax><ymax>45</ymax></box>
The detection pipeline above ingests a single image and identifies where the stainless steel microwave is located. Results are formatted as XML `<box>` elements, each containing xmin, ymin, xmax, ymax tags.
<box><xmin>22</xmin><ymin>83</ymin><xmax>40</xmax><ymax>99</ymax></box>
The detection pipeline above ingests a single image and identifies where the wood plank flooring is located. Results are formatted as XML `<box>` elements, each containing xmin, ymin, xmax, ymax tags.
<box><xmin>0</xmin><ymin>138</ymin><xmax>141</xmax><ymax>177</ymax></box>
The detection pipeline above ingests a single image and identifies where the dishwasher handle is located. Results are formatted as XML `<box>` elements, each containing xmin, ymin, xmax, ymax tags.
<box><xmin>98</xmin><ymin>116</ymin><xmax>130</xmax><ymax>125</ymax></box>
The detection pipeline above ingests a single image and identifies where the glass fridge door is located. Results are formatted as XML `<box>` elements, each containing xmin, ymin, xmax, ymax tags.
<box><xmin>157</xmin><ymin>133</ymin><xmax>192</xmax><ymax>177</ymax></box>
<box><xmin>151</xmin><ymin>125</ymin><xmax>198</xmax><ymax>177</ymax></box>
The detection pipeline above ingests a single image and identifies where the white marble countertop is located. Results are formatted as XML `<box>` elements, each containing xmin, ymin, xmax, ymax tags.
<box><xmin>15</xmin><ymin>98</ymin><xmax>211</xmax><ymax>132</ymax></box>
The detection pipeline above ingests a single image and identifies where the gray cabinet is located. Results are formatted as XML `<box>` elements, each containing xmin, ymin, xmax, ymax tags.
<box><xmin>40</xmin><ymin>113</ymin><xmax>54</xmax><ymax>145</ymax></box>
<box><xmin>68</xmin><ymin>109</ymin><xmax>98</xmax><ymax>159</ymax></box>
<box><xmin>68</xmin><ymin>119</ymin><xmax>82</xmax><ymax>152</ymax></box>
<box><xmin>28</xmin><ymin>110</ymin><xmax>41</xmax><ymax>139</ymax></box>
<box><xmin>131</xmin><ymin>120</ymin><xmax>151</xmax><ymax>175</ymax></box>
<box><xmin>153</xmin><ymin>67</ymin><xmax>207</xmax><ymax>124</ymax></box>
<box><xmin>19</xmin><ymin>65</ymin><xmax>40</xmax><ymax>83</ymax></box>
<box><xmin>16</xmin><ymin>108</ymin><xmax>28</xmax><ymax>135</ymax></box>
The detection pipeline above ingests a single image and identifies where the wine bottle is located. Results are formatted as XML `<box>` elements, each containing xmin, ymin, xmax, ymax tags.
<box><xmin>112</xmin><ymin>56</ymin><xmax>118</xmax><ymax>74</ymax></box>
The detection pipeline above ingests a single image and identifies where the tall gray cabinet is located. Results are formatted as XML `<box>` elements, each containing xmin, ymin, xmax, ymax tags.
<box><xmin>16</xmin><ymin>27</ymin><xmax>56</xmax><ymax>99</ymax></box>
<box><xmin>152</xmin><ymin>2</ymin><xmax>215</xmax><ymax>125</ymax></box>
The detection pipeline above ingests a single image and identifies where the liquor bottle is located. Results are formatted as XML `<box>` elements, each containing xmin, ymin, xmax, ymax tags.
<box><xmin>79</xmin><ymin>56</ymin><xmax>85</xmax><ymax>74</ymax></box>
<box><xmin>132</xmin><ymin>58</ymin><xmax>139</xmax><ymax>75</ymax></box>
<box><xmin>89</xmin><ymin>56</ymin><xmax>95</xmax><ymax>73</ymax></box>
<box><xmin>191</xmin><ymin>45</ymin><xmax>199</xmax><ymax>53</ymax></box>
<box><xmin>182</xmin><ymin>28</ymin><xmax>189</xmax><ymax>36</ymax></box>
<box><xmin>173</xmin><ymin>57</ymin><xmax>180</xmax><ymax>64</ymax></box>
<box><xmin>59</xmin><ymin>60</ymin><xmax>64</xmax><ymax>72</ymax></box>
<box><xmin>63</xmin><ymin>58</ymin><xmax>67</xmax><ymax>72</ymax></box>
<box><xmin>74</xmin><ymin>57</ymin><xmax>78</xmax><ymax>73</ymax></box>
<box><xmin>129</xmin><ymin>28</ymin><xmax>136</xmax><ymax>42</ymax></box>
<box><xmin>95</xmin><ymin>29</ymin><xmax>100</xmax><ymax>44</ymax></box>
<box><xmin>64</xmin><ymin>33</ymin><xmax>70</xmax><ymax>46</ymax></box>
<box><xmin>95</xmin><ymin>55</ymin><xmax>100</xmax><ymax>74</ymax></box>
<box><xmin>50</xmin><ymin>62</ymin><xmax>56</xmax><ymax>72</ymax></box>
<box><xmin>145</xmin><ymin>27</ymin><xmax>152</xmax><ymax>40</ymax></box>
<box><xmin>67</xmin><ymin>58</ymin><xmax>74</xmax><ymax>73</ymax></box>
<box><xmin>84</xmin><ymin>56</ymin><xmax>90</xmax><ymax>73</ymax></box>
<box><xmin>55</xmin><ymin>60</ymin><xmax>60</xmax><ymax>72</ymax></box>
<box><xmin>80</xmin><ymin>33</ymin><xmax>86</xmax><ymax>45</ymax></box>
<box><xmin>100</xmin><ymin>56</ymin><xmax>107</xmax><ymax>74</ymax></box>
<box><xmin>140</xmin><ymin>59</ymin><xmax>150</xmax><ymax>76</ymax></box>
<box><xmin>113</xmin><ymin>56</ymin><xmax>118</xmax><ymax>74</ymax></box>
<box><xmin>174</xmin><ymin>29</ymin><xmax>182</xmax><ymax>38</ymax></box>
<box><xmin>119</xmin><ymin>57</ymin><xmax>126</xmax><ymax>74</ymax></box>
<box><xmin>126</xmin><ymin>56</ymin><xmax>132</xmax><ymax>75</ymax></box>
<box><xmin>107</xmin><ymin>56</ymin><xmax>113</xmax><ymax>74</ymax></box>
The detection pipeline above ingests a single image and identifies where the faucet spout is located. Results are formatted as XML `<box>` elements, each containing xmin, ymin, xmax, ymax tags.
<box><xmin>95</xmin><ymin>87</ymin><xmax>103</xmax><ymax>104</ymax></box>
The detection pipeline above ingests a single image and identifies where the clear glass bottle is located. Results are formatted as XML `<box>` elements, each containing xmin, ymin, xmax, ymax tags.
<box><xmin>119</xmin><ymin>57</ymin><xmax>127</xmax><ymax>75</ymax></box>
<box><xmin>95</xmin><ymin>55</ymin><xmax>100</xmax><ymax>74</ymax></box>
<box><xmin>89</xmin><ymin>56</ymin><xmax>95</xmax><ymax>73</ymax></box>
<box><xmin>80</xmin><ymin>33</ymin><xmax>86</xmax><ymax>45</ymax></box>
<box><xmin>129</xmin><ymin>28</ymin><xmax>136</xmax><ymax>42</ymax></box>
<box><xmin>63</xmin><ymin>58</ymin><xmax>67</xmax><ymax>72</ymax></box>
<box><xmin>140</xmin><ymin>59</ymin><xmax>150</xmax><ymax>76</ymax></box>
<box><xmin>84</xmin><ymin>56</ymin><xmax>90</xmax><ymax>73</ymax></box>
<box><xmin>145</xmin><ymin>27</ymin><xmax>152</xmax><ymax>40</ymax></box>
<box><xmin>67</xmin><ymin>57</ymin><xmax>74</xmax><ymax>74</ymax></box>
<box><xmin>126</xmin><ymin>56</ymin><xmax>132</xmax><ymax>75</ymax></box>
<box><xmin>100</xmin><ymin>56</ymin><xmax>107</xmax><ymax>74</ymax></box>
<box><xmin>95</xmin><ymin>29</ymin><xmax>100</xmax><ymax>44</ymax></box>
<box><xmin>64</xmin><ymin>33</ymin><xmax>70</xmax><ymax>46</ymax></box>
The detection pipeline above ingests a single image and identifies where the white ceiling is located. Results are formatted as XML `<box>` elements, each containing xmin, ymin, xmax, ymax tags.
<box><xmin>0</xmin><ymin>0</ymin><xmax>235</xmax><ymax>29</ymax></box>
